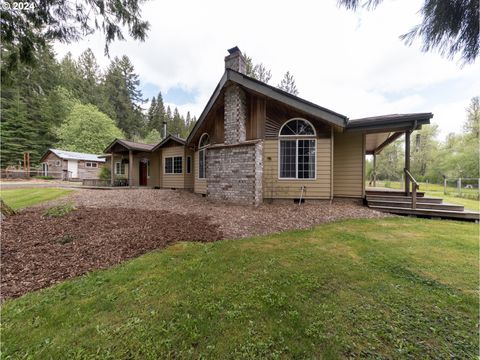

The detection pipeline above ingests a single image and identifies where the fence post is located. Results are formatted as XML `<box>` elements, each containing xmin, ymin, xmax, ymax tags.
<box><xmin>457</xmin><ymin>178</ymin><xmax>462</xmax><ymax>195</ymax></box>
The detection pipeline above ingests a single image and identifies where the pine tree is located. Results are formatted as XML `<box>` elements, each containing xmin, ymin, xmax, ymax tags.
<box><xmin>77</xmin><ymin>48</ymin><xmax>101</xmax><ymax>106</ymax></box>
<box><xmin>278</xmin><ymin>71</ymin><xmax>299</xmax><ymax>95</ymax></box>
<box><xmin>103</xmin><ymin>55</ymin><xmax>146</xmax><ymax>139</ymax></box>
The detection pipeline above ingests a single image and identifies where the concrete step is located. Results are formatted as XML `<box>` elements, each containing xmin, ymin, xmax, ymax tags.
<box><xmin>366</xmin><ymin>195</ymin><xmax>443</xmax><ymax>204</ymax></box>
<box><xmin>367</xmin><ymin>200</ymin><xmax>464</xmax><ymax>212</ymax></box>
<box><xmin>369</xmin><ymin>205</ymin><xmax>480</xmax><ymax>221</ymax></box>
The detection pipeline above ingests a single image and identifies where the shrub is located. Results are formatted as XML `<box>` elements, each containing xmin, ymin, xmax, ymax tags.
<box><xmin>99</xmin><ymin>167</ymin><xmax>111</xmax><ymax>180</ymax></box>
<box><xmin>44</xmin><ymin>203</ymin><xmax>76</xmax><ymax>217</ymax></box>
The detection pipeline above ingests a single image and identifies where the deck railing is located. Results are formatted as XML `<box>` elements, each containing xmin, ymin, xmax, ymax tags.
<box><xmin>404</xmin><ymin>168</ymin><xmax>419</xmax><ymax>209</ymax></box>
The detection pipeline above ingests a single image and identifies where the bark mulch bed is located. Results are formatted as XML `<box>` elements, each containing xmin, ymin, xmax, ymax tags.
<box><xmin>1</xmin><ymin>207</ymin><xmax>222</xmax><ymax>300</ymax></box>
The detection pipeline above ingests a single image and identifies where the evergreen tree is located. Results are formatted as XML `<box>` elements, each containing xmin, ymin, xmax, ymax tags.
<box><xmin>146</xmin><ymin>92</ymin><xmax>165</xmax><ymax>134</ymax></box>
<box><xmin>278</xmin><ymin>71</ymin><xmax>299</xmax><ymax>95</ymax></box>
<box><xmin>103</xmin><ymin>56</ymin><xmax>146</xmax><ymax>139</ymax></box>
<box><xmin>77</xmin><ymin>49</ymin><xmax>102</xmax><ymax>107</ymax></box>
<box><xmin>1</xmin><ymin>44</ymin><xmax>60</xmax><ymax>166</ymax></box>
<box><xmin>244</xmin><ymin>53</ymin><xmax>272</xmax><ymax>83</ymax></box>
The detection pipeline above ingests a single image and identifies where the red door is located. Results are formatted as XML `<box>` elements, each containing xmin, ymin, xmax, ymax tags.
<box><xmin>139</xmin><ymin>161</ymin><xmax>148</xmax><ymax>186</ymax></box>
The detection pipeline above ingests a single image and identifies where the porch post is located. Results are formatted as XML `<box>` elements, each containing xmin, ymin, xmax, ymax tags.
<box><xmin>405</xmin><ymin>131</ymin><xmax>411</xmax><ymax>195</ymax></box>
<box><xmin>129</xmin><ymin>150</ymin><xmax>133</xmax><ymax>187</ymax></box>
<box><xmin>110</xmin><ymin>153</ymin><xmax>115</xmax><ymax>186</ymax></box>
<box><xmin>373</xmin><ymin>153</ymin><xmax>377</xmax><ymax>187</ymax></box>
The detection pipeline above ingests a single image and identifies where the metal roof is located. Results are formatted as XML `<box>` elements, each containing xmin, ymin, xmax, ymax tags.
<box><xmin>47</xmin><ymin>149</ymin><xmax>106</xmax><ymax>162</ymax></box>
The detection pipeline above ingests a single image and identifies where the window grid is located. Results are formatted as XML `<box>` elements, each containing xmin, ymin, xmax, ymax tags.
<box><xmin>165</xmin><ymin>157</ymin><xmax>182</xmax><ymax>174</ymax></box>
<box><xmin>279</xmin><ymin>139</ymin><xmax>316</xmax><ymax>180</ymax></box>
<box><xmin>199</xmin><ymin>150</ymin><xmax>206</xmax><ymax>179</ymax></box>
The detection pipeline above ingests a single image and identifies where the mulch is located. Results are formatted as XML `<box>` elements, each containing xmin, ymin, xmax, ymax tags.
<box><xmin>1</xmin><ymin>207</ymin><xmax>222</xmax><ymax>300</ymax></box>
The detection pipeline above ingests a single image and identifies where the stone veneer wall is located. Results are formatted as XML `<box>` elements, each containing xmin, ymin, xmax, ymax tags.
<box><xmin>206</xmin><ymin>141</ymin><xmax>263</xmax><ymax>205</ymax></box>
<box><xmin>224</xmin><ymin>84</ymin><xmax>247</xmax><ymax>145</ymax></box>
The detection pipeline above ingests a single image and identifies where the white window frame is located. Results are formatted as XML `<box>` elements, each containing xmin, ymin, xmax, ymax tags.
<box><xmin>55</xmin><ymin>160</ymin><xmax>61</xmax><ymax>166</ymax></box>
<box><xmin>115</xmin><ymin>161</ymin><xmax>125</xmax><ymax>175</ymax></box>
<box><xmin>278</xmin><ymin>118</ymin><xmax>317</xmax><ymax>180</ymax></box>
<box><xmin>164</xmin><ymin>156</ymin><xmax>183</xmax><ymax>174</ymax></box>
<box><xmin>85</xmin><ymin>162</ymin><xmax>98</xmax><ymax>168</ymax></box>
<box><xmin>198</xmin><ymin>133</ymin><xmax>209</xmax><ymax>180</ymax></box>
<box><xmin>186</xmin><ymin>156</ymin><xmax>192</xmax><ymax>174</ymax></box>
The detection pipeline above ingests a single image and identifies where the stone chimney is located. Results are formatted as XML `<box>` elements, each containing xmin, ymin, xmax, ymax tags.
<box><xmin>224</xmin><ymin>46</ymin><xmax>247</xmax><ymax>74</ymax></box>
<box><xmin>224</xmin><ymin>47</ymin><xmax>247</xmax><ymax>145</ymax></box>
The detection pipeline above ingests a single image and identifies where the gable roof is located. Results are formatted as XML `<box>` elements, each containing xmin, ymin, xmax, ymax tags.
<box><xmin>186</xmin><ymin>69</ymin><xmax>349</xmax><ymax>144</ymax></box>
<box><xmin>104</xmin><ymin>139</ymin><xmax>157</xmax><ymax>153</ymax></box>
<box><xmin>41</xmin><ymin>149</ymin><xmax>106</xmax><ymax>162</ymax></box>
<box><xmin>151</xmin><ymin>135</ymin><xmax>186</xmax><ymax>152</ymax></box>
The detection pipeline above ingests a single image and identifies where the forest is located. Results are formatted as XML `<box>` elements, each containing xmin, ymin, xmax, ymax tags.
<box><xmin>1</xmin><ymin>46</ymin><xmax>196</xmax><ymax>167</ymax></box>
<box><xmin>367</xmin><ymin>97</ymin><xmax>479</xmax><ymax>184</ymax></box>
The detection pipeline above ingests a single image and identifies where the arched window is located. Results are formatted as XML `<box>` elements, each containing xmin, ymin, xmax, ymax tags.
<box><xmin>279</xmin><ymin>118</ymin><xmax>316</xmax><ymax>136</ymax></box>
<box><xmin>278</xmin><ymin>119</ymin><xmax>316</xmax><ymax>179</ymax></box>
<box><xmin>198</xmin><ymin>133</ymin><xmax>209</xmax><ymax>179</ymax></box>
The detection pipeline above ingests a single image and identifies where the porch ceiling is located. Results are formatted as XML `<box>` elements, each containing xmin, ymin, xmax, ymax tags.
<box><xmin>365</xmin><ymin>131</ymin><xmax>404</xmax><ymax>155</ymax></box>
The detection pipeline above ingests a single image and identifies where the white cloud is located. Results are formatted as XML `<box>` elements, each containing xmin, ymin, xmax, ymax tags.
<box><xmin>54</xmin><ymin>0</ymin><xmax>480</xmax><ymax>139</ymax></box>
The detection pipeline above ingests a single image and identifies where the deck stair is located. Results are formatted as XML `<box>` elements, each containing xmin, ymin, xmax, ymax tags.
<box><xmin>366</xmin><ymin>172</ymin><xmax>479</xmax><ymax>221</ymax></box>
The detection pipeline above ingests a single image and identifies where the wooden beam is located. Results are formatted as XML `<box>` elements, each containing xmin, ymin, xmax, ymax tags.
<box><xmin>373</xmin><ymin>131</ymin><xmax>404</xmax><ymax>155</ymax></box>
<box><xmin>110</xmin><ymin>153</ymin><xmax>115</xmax><ymax>186</ymax></box>
<box><xmin>405</xmin><ymin>131</ymin><xmax>411</xmax><ymax>195</ymax></box>
<box><xmin>129</xmin><ymin>150</ymin><xmax>133</xmax><ymax>187</ymax></box>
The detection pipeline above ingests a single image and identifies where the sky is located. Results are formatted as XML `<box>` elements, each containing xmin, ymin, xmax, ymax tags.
<box><xmin>53</xmin><ymin>0</ymin><xmax>480</xmax><ymax>139</ymax></box>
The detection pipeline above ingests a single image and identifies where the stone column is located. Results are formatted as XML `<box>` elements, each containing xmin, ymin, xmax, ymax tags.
<box><xmin>224</xmin><ymin>84</ymin><xmax>247</xmax><ymax>145</ymax></box>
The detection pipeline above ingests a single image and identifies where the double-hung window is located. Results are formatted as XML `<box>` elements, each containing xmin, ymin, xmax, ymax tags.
<box><xmin>115</xmin><ymin>162</ymin><xmax>125</xmax><ymax>175</ymax></box>
<box><xmin>165</xmin><ymin>156</ymin><xmax>182</xmax><ymax>174</ymax></box>
<box><xmin>279</xmin><ymin>119</ymin><xmax>316</xmax><ymax>179</ymax></box>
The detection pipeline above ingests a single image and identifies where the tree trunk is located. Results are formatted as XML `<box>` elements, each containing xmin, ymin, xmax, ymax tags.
<box><xmin>1</xmin><ymin>199</ymin><xmax>16</xmax><ymax>218</ymax></box>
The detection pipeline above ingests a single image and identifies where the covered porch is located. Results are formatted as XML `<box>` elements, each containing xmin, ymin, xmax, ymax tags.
<box><xmin>103</xmin><ymin>139</ymin><xmax>157</xmax><ymax>187</ymax></box>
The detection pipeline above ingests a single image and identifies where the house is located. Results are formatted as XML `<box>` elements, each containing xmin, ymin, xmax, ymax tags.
<box><xmin>105</xmin><ymin>47</ymin><xmax>433</xmax><ymax>205</ymax></box>
<box><xmin>40</xmin><ymin>149</ymin><xmax>106</xmax><ymax>180</ymax></box>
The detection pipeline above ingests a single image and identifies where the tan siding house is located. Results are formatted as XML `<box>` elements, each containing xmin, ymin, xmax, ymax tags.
<box><xmin>103</xmin><ymin>47</ymin><xmax>432</xmax><ymax>206</ymax></box>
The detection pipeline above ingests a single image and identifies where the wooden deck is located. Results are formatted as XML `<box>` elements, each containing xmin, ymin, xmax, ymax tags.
<box><xmin>366</xmin><ymin>188</ymin><xmax>479</xmax><ymax>221</ymax></box>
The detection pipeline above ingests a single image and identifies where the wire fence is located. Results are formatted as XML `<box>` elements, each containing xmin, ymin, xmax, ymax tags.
<box><xmin>1</xmin><ymin>169</ymin><xmax>73</xmax><ymax>180</ymax></box>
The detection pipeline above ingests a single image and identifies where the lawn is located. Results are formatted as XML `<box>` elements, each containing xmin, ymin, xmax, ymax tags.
<box><xmin>0</xmin><ymin>188</ymin><xmax>73</xmax><ymax>210</ymax></box>
<box><xmin>2</xmin><ymin>218</ymin><xmax>478</xmax><ymax>359</ymax></box>
<box><xmin>371</xmin><ymin>181</ymin><xmax>479</xmax><ymax>211</ymax></box>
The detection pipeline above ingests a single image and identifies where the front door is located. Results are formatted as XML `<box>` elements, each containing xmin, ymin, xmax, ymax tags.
<box><xmin>68</xmin><ymin>160</ymin><xmax>78</xmax><ymax>178</ymax></box>
<box><xmin>42</xmin><ymin>163</ymin><xmax>48</xmax><ymax>176</ymax></box>
<box><xmin>139</xmin><ymin>161</ymin><xmax>148</xmax><ymax>186</ymax></box>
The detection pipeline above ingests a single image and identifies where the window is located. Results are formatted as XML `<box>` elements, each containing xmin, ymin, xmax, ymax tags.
<box><xmin>198</xmin><ymin>133</ymin><xmax>209</xmax><ymax>179</ymax></box>
<box><xmin>165</xmin><ymin>156</ymin><xmax>182</xmax><ymax>174</ymax></box>
<box><xmin>85</xmin><ymin>162</ymin><xmax>98</xmax><ymax>168</ymax></box>
<box><xmin>279</xmin><ymin>119</ymin><xmax>316</xmax><ymax>179</ymax></box>
<box><xmin>186</xmin><ymin>156</ymin><xmax>192</xmax><ymax>174</ymax></box>
<box><xmin>55</xmin><ymin>160</ymin><xmax>61</xmax><ymax>166</ymax></box>
<box><xmin>115</xmin><ymin>162</ymin><xmax>125</xmax><ymax>175</ymax></box>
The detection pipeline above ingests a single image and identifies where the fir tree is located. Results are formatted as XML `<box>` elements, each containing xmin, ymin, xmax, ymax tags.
<box><xmin>278</xmin><ymin>71</ymin><xmax>299</xmax><ymax>96</ymax></box>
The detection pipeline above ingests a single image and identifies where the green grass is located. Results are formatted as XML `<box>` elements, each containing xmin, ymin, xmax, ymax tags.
<box><xmin>372</xmin><ymin>181</ymin><xmax>479</xmax><ymax>211</ymax></box>
<box><xmin>0</xmin><ymin>188</ymin><xmax>73</xmax><ymax>210</ymax></box>
<box><xmin>2</xmin><ymin>218</ymin><xmax>478</xmax><ymax>359</ymax></box>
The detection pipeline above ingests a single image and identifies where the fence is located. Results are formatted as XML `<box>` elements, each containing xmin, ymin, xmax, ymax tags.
<box><xmin>1</xmin><ymin>169</ymin><xmax>73</xmax><ymax>180</ymax></box>
<box><xmin>443</xmin><ymin>178</ymin><xmax>480</xmax><ymax>200</ymax></box>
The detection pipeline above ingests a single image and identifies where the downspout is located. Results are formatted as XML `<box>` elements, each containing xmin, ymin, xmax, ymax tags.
<box><xmin>330</xmin><ymin>127</ymin><xmax>334</xmax><ymax>204</ymax></box>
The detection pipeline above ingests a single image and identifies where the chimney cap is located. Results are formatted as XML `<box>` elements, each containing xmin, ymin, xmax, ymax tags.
<box><xmin>227</xmin><ymin>46</ymin><xmax>241</xmax><ymax>55</ymax></box>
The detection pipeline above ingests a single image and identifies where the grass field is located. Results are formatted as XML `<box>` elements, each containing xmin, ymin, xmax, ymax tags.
<box><xmin>372</xmin><ymin>181</ymin><xmax>479</xmax><ymax>211</ymax></box>
<box><xmin>0</xmin><ymin>188</ymin><xmax>73</xmax><ymax>210</ymax></box>
<box><xmin>2</xmin><ymin>218</ymin><xmax>478</xmax><ymax>359</ymax></box>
